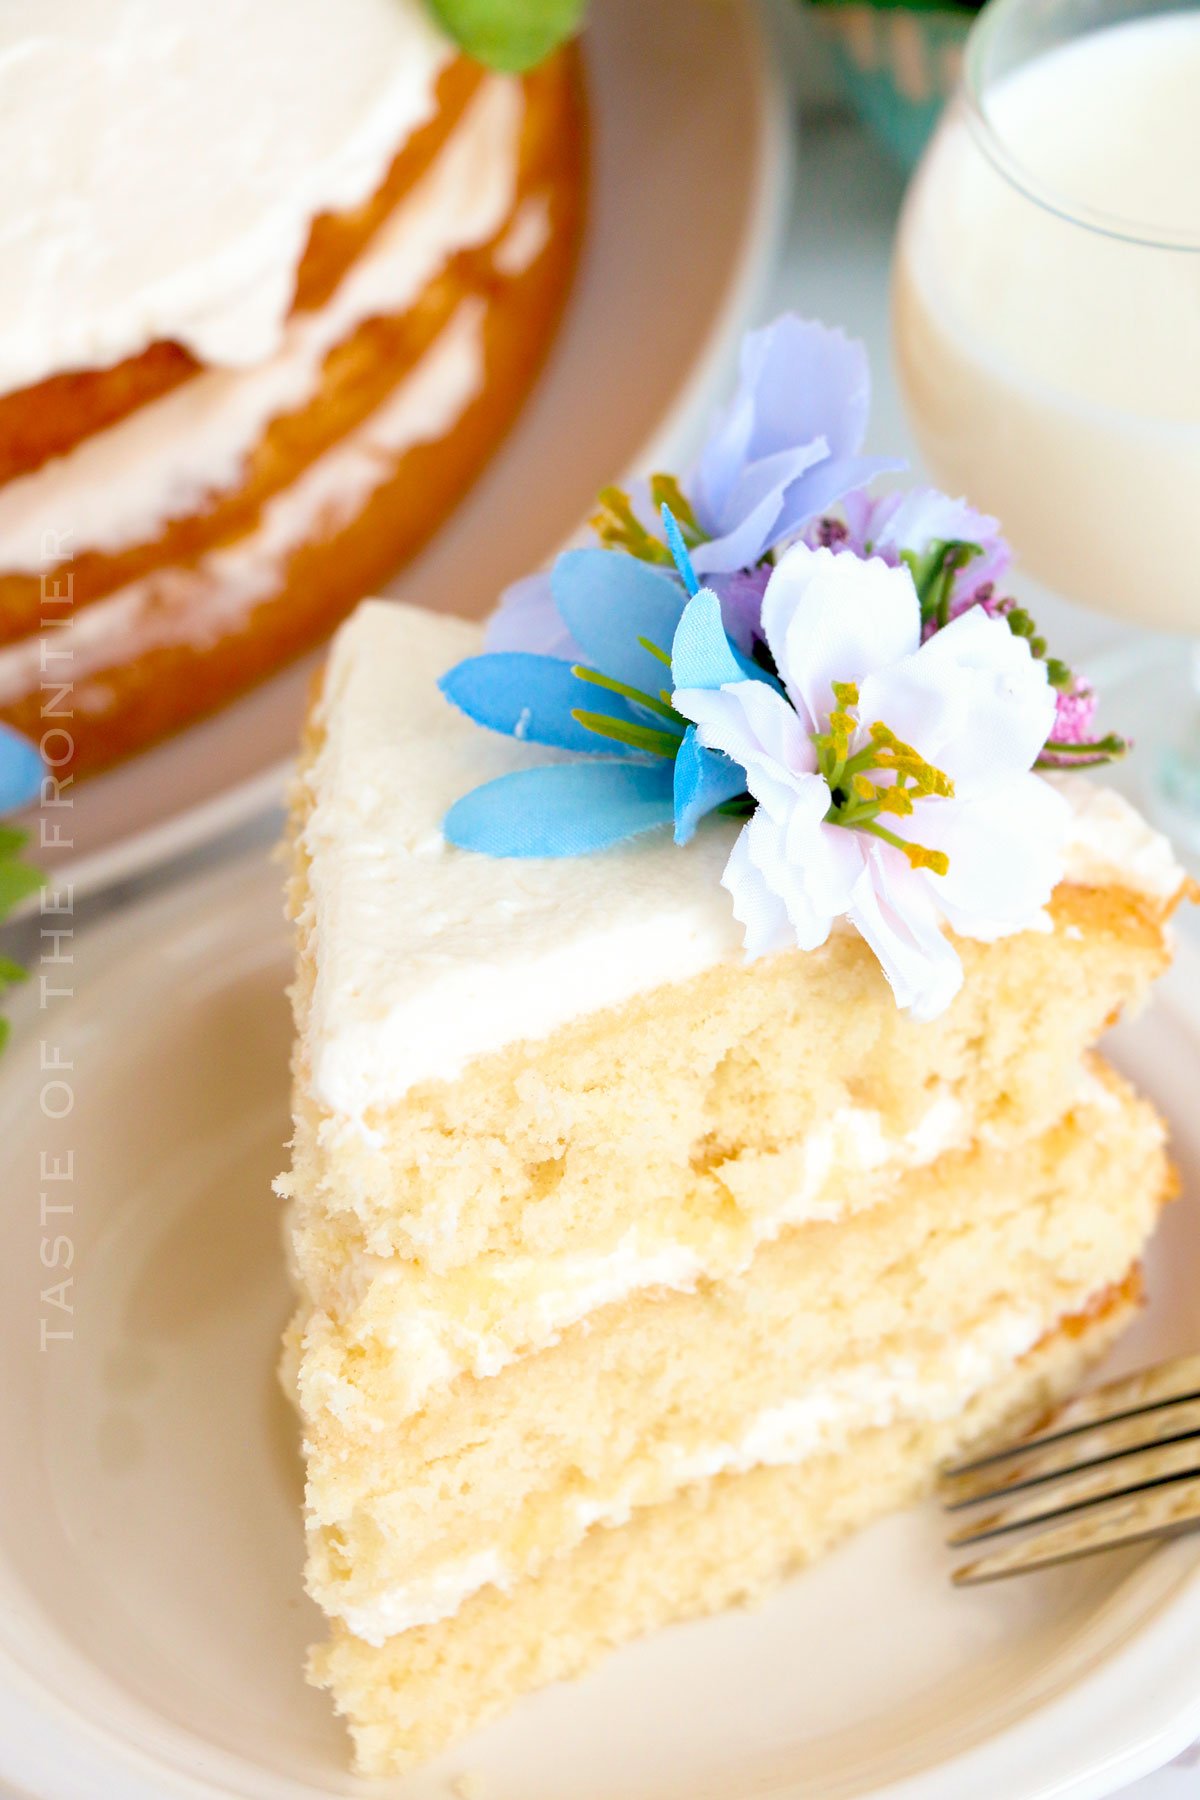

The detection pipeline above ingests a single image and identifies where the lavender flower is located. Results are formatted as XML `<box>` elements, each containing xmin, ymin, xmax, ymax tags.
<box><xmin>810</xmin><ymin>485</ymin><xmax>1012</xmax><ymax>627</ymax></box>
<box><xmin>706</xmin><ymin>566</ymin><xmax>772</xmax><ymax>654</ymax></box>
<box><xmin>485</xmin><ymin>315</ymin><xmax>900</xmax><ymax>655</ymax></box>
<box><xmin>687</xmin><ymin>316</ymin><xmax>899</xmax><ymax>575</ymax></box>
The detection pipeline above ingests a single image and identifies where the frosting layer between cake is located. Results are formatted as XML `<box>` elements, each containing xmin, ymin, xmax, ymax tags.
<box><xmin>332</xmin><ymin>1300</ymin><xmax>1046</xmax><ymax>1640</ymax></box>
<box><xmin>300</xmin><ymin>604</ymin><xmax>1187</xmax><ymax>1120</ymax></box>
<box><xmin>0</xmin><ymin>0</ymin><xmax>454</xmax><ymax>391</ymax></box>
<box><xmin>299</xmin><ymin>1093</ymin><xmax>969</xmax><ymax>1419</ymax></box>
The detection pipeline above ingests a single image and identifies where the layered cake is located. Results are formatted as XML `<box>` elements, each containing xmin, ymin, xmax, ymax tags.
<box><xmin>0</xmin><ymin>0</ymin><xmax>583</xmax><ymax>777</ymax></box>
<box><xmin>280</xmin><ymin>319</ymin><xmax>1188</xmax><ymax>1772</ymax></box>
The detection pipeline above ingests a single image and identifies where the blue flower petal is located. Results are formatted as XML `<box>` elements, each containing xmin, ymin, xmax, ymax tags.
<box><xmin>551</xmin><ymin>549</ymin><xmax>685</xmax><ymax>690</ymax></box>
<box><xmin>659</xmin><ymin>505</ymin><xmax>701</xmax><ymax>597</ymax></box>
<box><xmin>444</xmin><ymin>761</ymin><xmax>675</xmax><ymax>857</ymax></box>
<box><xmin>671</xmin><ymin>589</ymin><xmax>749</xmax><ymax>690</ymax></box>
<box><xmin>439</xmin><ymin>653</ymin><xmax>640</xmax><ymax>756</ymax></box>
<box><xmin>0</xmin><ymin>724</ymin><xmax>42</xmax><ymax>814</ymax></box>
<box><xmin>673</xmin><ymin>726</ymin><xmax>747</xmax><ymax>845</ymax></box>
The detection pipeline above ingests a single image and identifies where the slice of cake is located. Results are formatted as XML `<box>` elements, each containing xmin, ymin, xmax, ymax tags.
<box><xmin>283</xmin><ymin>598</ymin><xmax>1182</xmax><ymax>1774</ymax></box>
<box><xmin>280</xmin><ymin>318</ymin><xmax>1188</xmax><ymax>1773</ymax></box>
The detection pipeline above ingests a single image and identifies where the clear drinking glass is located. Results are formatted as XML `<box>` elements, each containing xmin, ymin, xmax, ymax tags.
<box><xmin>891</xmin><ymin>0</ymin><xmax>1200</xmax><ymax>840</ymax></box>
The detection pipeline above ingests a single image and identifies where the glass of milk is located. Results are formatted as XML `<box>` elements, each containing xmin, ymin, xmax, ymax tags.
<box><xmin>892</xmin><ymin>0</ymin><xmax>1200</xmax><ymax>834</ymax></box>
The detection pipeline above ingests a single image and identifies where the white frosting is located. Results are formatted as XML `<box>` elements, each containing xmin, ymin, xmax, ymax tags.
<box><xmin>1052</xmin><ymin>770</ymin><xmax>1185</xmax><ymax>902</ymax></box>
<box><xmin>335</xmin><ymin>1302</ymin><xmax>1044</xmax><ymax>1641</ymax></box>
<box><xmin>301</xmin><ymin>606</ymin><xmax>1187</xmax><ymax>1123</ymax></box>
<box><xmin>303</xmin><ymin>605</ymin><xmax>742</xmax><ymax>1119</ymax></box>
<box><xmin>321</xmin><ymin>1094</ymin><xmax>969</xmax><ymax>1420</ymax></box>
<box><xmin>492</xmin><ymin>195</ymin><xmax>554</xmax><ymax>278</ymax></box>
<box><xmin>0</xmin><ymin>77</ymin><xmax>522</xmax><ymax>572</ymax></box>
<box><xmin>0</xmin><ymin>0</ymin><xmax>456</xmax><ymax>393</ymax></box>
<box><xmin>0</xmin><ymin>308</ymin><xmax>484</xmax><ymax>705</ymax></box>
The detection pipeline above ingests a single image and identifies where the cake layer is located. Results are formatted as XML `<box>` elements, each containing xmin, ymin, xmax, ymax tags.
<box><xmin>288</xmin><ymin>1083</ymin><xmax>970</xmax><ymax>1418</ymax></box>
<box><xmin>287</xmin><ymin>844</ymin><xmax>1176</xmax><ymax>1292</ymax></box>
<box><xmin>297</xmin><ymin>1068</ymin><xmax>1168</xmax><ymax>1638</ymax></box>
<box><xmin>292</xmin><ymin>606</ymin><xmax>1185</xmax><ymax>1124</ymax></box>
<box><xmin>0</xmin><ymin>310</ymin><xmax>486</xmax><ymax>702</ymax></box>
<box><xmin>311</xmin><ymin>1278</ymin><xmax>1140</xmax><ymax>1775</ymax></box>
<box><xmin>288</xmin><ymin>869</ymin><xmax>1172</xmax><ymax>1278</ymax></box>
<box><xmin>283</xmin><ymin>606</ymin><xmax>1184</xmax><ymax>1297</ymax></box>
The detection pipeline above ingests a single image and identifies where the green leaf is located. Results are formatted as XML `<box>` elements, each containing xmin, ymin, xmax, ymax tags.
<box><xmin>0</xmin><ymin>825</ymin><xmax>27</xmax><ymax>858</ymax></box>
<box><xmin>0</xmin><ymin>857</ymin><xmax>42</xmax><ymax>919</ymax></box>
<box><xmin>0</xmin><ymin>1017</ymin><xmax>9</xmax><ymax>1056</ymax></box>
<box><xmin>425</xmin><ymin>0</ymin><xmax>585</xmax><ymax>71</ymax></box>
<box><xmin>0</xmin><ymin>956</ymin><xmax>27</xmax><ymax>986</ymax></box>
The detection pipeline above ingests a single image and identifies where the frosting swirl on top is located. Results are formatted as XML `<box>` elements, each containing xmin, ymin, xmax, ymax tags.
<box><xmin>0</xmin><ymin>0</ymin><xmax>453</xmax><ymax>394</ymax></box>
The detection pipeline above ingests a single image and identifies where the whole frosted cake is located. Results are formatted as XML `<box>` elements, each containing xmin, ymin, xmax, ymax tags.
<box><xmin>279</xmin><ymin>318</ymin><xmax>1187</xmax><ymax>1773</ymax></box>
<box><xmin>0</xmin><ymin>0</ymin><xmax>583</xmax><ymax>775</ymax></box>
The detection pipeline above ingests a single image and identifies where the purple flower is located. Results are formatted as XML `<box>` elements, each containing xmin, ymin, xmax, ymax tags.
<box><xmin>1052</xmin><ymin>678</ymin><xmax>1098</xmax><ymax>743</ymax></box>
<box><xmin>483</xmin><ymin>315</ymin><xmax>903</xmax><ymax>657</ymax></box>
<box><xmin>483</xmin><ymin>570</ymin><xmax>583</xmax><ymax>661</ymax></box>
<box><xmin>811</xmin><ymin>485</ymin><xmax>1012</xmax><ymax>620</ymax></box>
<box><xmin>707</xmin><ymin>566</ymin><xmax>772</xmax><ymax>654</ymax></box>
<box><xmin>688</xmin><ymin>316</ymin><xmax>901</xmax><ymax>576</ymax></box>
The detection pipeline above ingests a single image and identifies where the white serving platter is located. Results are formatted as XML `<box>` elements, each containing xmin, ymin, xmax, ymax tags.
<box><xmin>0</xmin><ymin>848</ymin><xmax>1197</xmax><ymax>1800</ymax></box>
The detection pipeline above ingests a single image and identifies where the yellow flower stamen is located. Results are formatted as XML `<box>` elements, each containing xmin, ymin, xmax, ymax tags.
<box><xmin>812</xmin><ymin>682</ymin><xmax>954</xmax><ymax>876</ymax></box>
<box><xmin>904</xmin><ymin>842</ymin><xmax>951</xmax><ymax>876</ymax></box>
<box><xmin>876</xmin><ymin>784</ymin><xmax>915</xmax><ymax>816</ymax></box>
<box><xmin>866</xmin><ymin>722</ymin><xmax>955</xmax><ymax>797</ymax></box>
<box><xmin>590</xmin><ymin>485</ymin><xmax>674</xmax><ymax>565</ymax></box>
<box><xmin>648</xmin><ymin>473</ymin><xmax>703</xmax><ymax>543</ymax></box>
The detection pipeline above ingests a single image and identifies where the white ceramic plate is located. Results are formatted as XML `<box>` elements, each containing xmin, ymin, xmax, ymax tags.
<box><xmin>17</xmin><ymin>0</ymin><xmax>789</xmax><ymax>905</ymax></box>
<box><xmin>1</xmin><ymin>850</ymin><xmax>1198</xmax><ymax>1800</ymax></box>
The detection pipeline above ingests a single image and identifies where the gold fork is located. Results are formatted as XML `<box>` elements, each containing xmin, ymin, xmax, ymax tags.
<box><xmin>940</xmin><ymin>1354</ymin><xmax>1200</xmax><ymax>1584</ymax></box>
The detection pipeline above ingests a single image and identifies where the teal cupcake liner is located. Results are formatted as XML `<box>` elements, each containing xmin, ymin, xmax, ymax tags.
<box><xmin>812</xmin><ymin>4</ymin><xmax>970</xmax><ymax>168</ymax></box>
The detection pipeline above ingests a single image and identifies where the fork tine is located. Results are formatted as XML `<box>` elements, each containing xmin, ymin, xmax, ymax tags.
<box><xmin>951</xmin><ymin>1474</ymin><xmax>1200</xmax><ymax>1584</ymax></box>
<box><xmin>940</xmin><ymin>1397</ymin><xmax>1200</xmax><ymax>1510</ymax></box>
<box><xmin>947</xmin><ymin>1437</ymin><xmax>1200</xmax><ymax>1545</ymax></box>
<box><xmin>944</xmin><ymin>1354</ymin><xmax>1200</xmax><ymax>1477</ymax></box>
